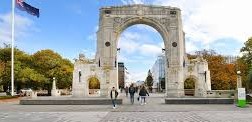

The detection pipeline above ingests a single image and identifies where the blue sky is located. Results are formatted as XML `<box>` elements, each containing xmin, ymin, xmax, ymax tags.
<box><xmin>1</xmin><ymin>0</ymin><xmax>251</xmax><ymax>81</ymax></box>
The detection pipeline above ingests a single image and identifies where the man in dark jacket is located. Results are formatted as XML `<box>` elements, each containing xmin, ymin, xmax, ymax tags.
<box><xmin>110</xmin><ymin>87</ymin><xmax>118</xmax><ymax>109</ymax></box>
<box><xmin>139</xmin><ymin>85</ymin><xmax>149</xmax><ymax>105</ymax></box>
<box><xmin>129</xmin><ymin>84</ymin><xmax>136</xmax><ymax>104</ymax></box>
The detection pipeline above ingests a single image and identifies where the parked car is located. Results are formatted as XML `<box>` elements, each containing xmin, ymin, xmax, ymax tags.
<box><xmin>20</xmin><ymin>88</ymin><xmax>32</xmax><ymax>92</ymax></box>
<box><xmin>20</xmin><ymin>88</ymin><xmax>32</xmax><ymax>97</ymax></box>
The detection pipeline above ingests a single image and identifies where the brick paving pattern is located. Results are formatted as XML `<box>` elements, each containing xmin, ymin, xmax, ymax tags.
<box><xmin>0</xmin><ymin>93</ymin><xmax>251</xmax><ymax>122</ymax></box>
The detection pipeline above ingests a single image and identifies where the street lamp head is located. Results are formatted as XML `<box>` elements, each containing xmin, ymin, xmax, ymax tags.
<box><xmin>237</xmin><ymin>71</ymin><xmax>241</xmax><ymax>75</ymax></box>
<box><xmin>53</xmin><ymin>77</ymin><xmax>55</xmax><ymax>80</ymax></box>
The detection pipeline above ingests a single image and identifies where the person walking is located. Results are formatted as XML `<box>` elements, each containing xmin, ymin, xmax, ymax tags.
<box><xmin>129</xmin><ymin>84</ymin><xmax>136</xmax><ymax>104</ymax></box>
<box><xmin>110</xmin><ymin>87</ymin><xmax>118</xmax><ymax>109</ymax></box>
<box><xmin>139</xmin><ymin>85</ymin><xmax>149</xmax><ymax>105</ymax></box>
<box><xmin>125</xmin><ymin>86</ymin><xmax>129</xmax><ymax>97</ymax></box>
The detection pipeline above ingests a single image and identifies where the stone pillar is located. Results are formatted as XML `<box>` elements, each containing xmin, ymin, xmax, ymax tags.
<box><xmin>166</xmin><ymin>67</ymin><xmax>184</xmax><ymax>97</ymax></box>
<box><xmin>165</xmin><ymin>10</ymin><xmax>185</xmax><ymax>97</ymax></box>
<box><xmin>72</xmin><ymin>64</ymin><xmax>89</xmax><ymax>98</ymax></box>
<box><xmin>51</xmin><ymin>77</ymin><xmax>57</xmax><ymax>96</ymax></box>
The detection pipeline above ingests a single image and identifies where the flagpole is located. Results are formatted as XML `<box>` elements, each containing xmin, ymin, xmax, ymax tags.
<box><xmin>11</xmin><ymin>0</ymin><xmax>15</xmax><ymax>96</ymax></box>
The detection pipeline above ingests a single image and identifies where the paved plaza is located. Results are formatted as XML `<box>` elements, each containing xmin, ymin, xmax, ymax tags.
<box><xmin>0</xmin><ymin>94</ymin><xmax>251</xmax><ymax>122</ymax></box>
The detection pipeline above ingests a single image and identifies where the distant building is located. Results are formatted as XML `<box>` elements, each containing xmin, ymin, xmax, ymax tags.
<box><xmin>118</xmin><ymin>62</ymin><xmax>125</xmax><ymax>89</ymax></box>
<box><xmin>224</xmin><ymin>55</ymin><xmax>238</xmax><ymax>64</ymax></box>
<box><xmin>136</xmin><ymin>80</ymin><xmax>145</xmax><ymax>86</ymax></box>
<box><xmin>124</xmin><ymin>67</ymin><xmax>133</xmax><ymax>87</ymax></box>
<box><xmin>151</xmin><ymin>54</ymin><xmax>166</xmax><ymax>92</ymax></box>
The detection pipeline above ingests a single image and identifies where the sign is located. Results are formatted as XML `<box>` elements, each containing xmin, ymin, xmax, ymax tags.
<box><xmin>237</xmin><ymin>88</ymin><xmax>246</xmax><ymax>107</ymax></box>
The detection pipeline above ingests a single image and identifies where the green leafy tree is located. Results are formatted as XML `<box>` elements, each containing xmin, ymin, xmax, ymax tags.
<box><xmin>88</xmin><ymin>77</ymin><xmax>100</xmax><ymax>89</ymax></box>
<box><xmin>16</xmin><ymin>67</ymin><xmax>47</xmax><ymax>90</ymax></box>
<box><xmin>0</xmin><ymin>46</ymin><xmax>73</xmax><ymax>92</ymax></box>
<box><xmin>145</xmin><ymin>70</ymin><xmax>153</xmax><ymax>92</ymax></box>
<box><xmin>248</xmin><ymin>69</ymin><xmax>252</xmax><ymax>86</ymax></box>
<box><xmin>32</xmin><ymin>49</ymin><xmax>73</xmax><ymax>90</ymax></box>
<box><xmin>0</xmin><ymin>45</ymin><xmax>29</xmax><ymax>91</ymax></box>
<box><xmin>52</xmin><ymin>59</ymin><xmax>73</xmax><ymax>89</ymax></box>
<box><xmin>240</xmin><ymin>37</ymin><xmax>252</xmax><ymax>68</ymax></box>
<box><xmin>239</xmin><ymin>37</ymin><xmax>252</xmax><ymax>91</ymax></box>
<box><xmin>184</xmin><ymin>78</ymin><xmax>195</xmax><ymax>89</ymax></box>
<box><xmin>32</xmin><ymin>49</ymin><xmax>62</xmax><ymax>76</ymax></box>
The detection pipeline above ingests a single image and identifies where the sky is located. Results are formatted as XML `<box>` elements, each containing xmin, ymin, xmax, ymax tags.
<box><xmin>0</xmin><ymin>0</ymin><xmax>252</xmax><ymax>81</ymax></box>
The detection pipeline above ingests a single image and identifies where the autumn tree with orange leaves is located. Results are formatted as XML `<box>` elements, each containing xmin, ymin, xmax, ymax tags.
<box><xmin>188</xmin><ymin>49</ymin><xmax>237</xmax><ymax>90</ymax></box>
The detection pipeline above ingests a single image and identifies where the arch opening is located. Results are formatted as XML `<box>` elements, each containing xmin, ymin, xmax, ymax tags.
<box><xmin>117</xmin><ymin>24</ymin><xmax>166</xmax><ymax>92</ymax></box>
<box><xmin>88</xmin><ymin>77</ymin><xmax>100</xmax><ymax>96</ymax></box>
<box><xmin>116</xmin><ymin>17</ymin><xmax>168</xmax><ymax>46</ymax></box>
<box><xmin>184</xmin><ymin>77</ymin><xmax>197</xmax><ymax>96</ymax></box>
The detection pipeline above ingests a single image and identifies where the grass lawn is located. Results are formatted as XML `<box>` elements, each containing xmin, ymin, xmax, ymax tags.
<box><xmin>0</xmin><ymin>95</ymin><xmax>18</xmax><ymax>100</ymax></box>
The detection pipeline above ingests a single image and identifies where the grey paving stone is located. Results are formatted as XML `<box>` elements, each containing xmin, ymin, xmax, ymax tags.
<box><xmin>0</xmin><ymin>112</ymin><xmax>108</xmax><ymax>122</ymax></box>
<box><xmin>0</xmin><ymin>94</ymin><xmax>251</xmax><ymax>122</ymax></box>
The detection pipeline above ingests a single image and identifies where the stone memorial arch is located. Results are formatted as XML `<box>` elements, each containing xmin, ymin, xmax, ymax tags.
<box><xmin>72</xmin><ymin>5</ymin><xmax>211</xmax><ymax>98</ymax></box>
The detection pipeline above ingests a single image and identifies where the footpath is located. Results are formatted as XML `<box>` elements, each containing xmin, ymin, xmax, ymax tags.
<box><xmin>0</xmin><ymin>93</ymin><xmax>251</xmax><ymax>122</ymax></box>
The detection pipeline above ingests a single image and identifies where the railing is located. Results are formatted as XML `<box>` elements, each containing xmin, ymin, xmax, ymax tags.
<box><xmin>184</xmin><ymin>89</ymin><xmax>195</xmax><ymax>96</ymax></box>
<box><xmin>207</xmin><ymin>90</ymin><xmax>235</xmax><ymax>98</ymax></box>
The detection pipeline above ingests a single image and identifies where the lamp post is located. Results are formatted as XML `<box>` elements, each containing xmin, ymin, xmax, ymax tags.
<box><xmin>116</xmin><ymin>48</ymin><xmax>120</xmax><ymax>90</ymax></box>
<box><xmin>237</xmin><ymin>71</ymin><xmax>242</xmax><ymax>88</ymax></box>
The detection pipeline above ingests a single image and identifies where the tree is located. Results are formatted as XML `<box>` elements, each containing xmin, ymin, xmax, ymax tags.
<box><xmin>52</xmin><ymin>59</ymin><xmax>73</xmax><ymax>89</ymax></box>
<box><xmin>32</xmin><ymin>49</ymin><xmax>73</xmax><ymax>90</ymax></box>
<box><xmin>0</xmin><ymin>47</ymin><xmax>73</xmax><ymax>92</ymax></box>
<box><xmin>240</xmin><ymin>37</ymin><xmax>252</xmax><ymax>68</ymax></box>
<box><xmin>184</xmin><ymin>78</ymin><xmax>195</xmax><ymax>89</ymax></box>
<box><xmin>248</xmin><ymin>69</ymin><xmax>252</xmax><ymax>86</ymax></box>
<box><xmin>189</xmin><ymin>49</ymin><xmax>237</xmax><ymax>90</ymax></box>
<box><xmin>0</xmin><ymin>45</ymin><xmax>30</xmax><ymax>91</ymax></box>
<box><xmin>16</xmin><ymin>67</ymin><xmax>47</xmax><ymax>90</ymax></box>
<box><xmin>145</xmin><ymin>70</ymin><xmax>153</xmax><ymax>92</ymax></box>
<box><xmin>88</xmin><ymin>77</ymin><xmax>100</xmax><ymax>89</ymax></box>
<box><xmin>239</xmin><ymin>37</ymin><xmax>252</xmax><ymax>91</ymax></box>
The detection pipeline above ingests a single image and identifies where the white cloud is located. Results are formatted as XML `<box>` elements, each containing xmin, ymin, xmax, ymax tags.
<box><xmin>82</xmin><ymin>49</ymin><xmax>95</xmax><ymax>59</ymax></box>
<box><xmin>135</xmin><ymin>24</ymin><xmax>159</xmax><ymax>34</ymax></box>
<box><xmin>118</xmin><ymin>30</ymin><xmax>163</xmax><ymax>56</ymax></box>
<box><xmin>118</xmin><ymin>31</ymin><xmax>141</xmax><ymax>54</ymax></box>
<box><xmin>131</xmin><ymin>71</ymin><xmax>147</xmax><ymax>81</ymax></box>
<box><xmin>153</xmin><ymin>0</ymin><xmax>252</xmax><ymax>45</ymax></box>
<box><xmin>0</xmin><ymin>12</ymin><xmax>34</xmax><ymax>45</ymax></box>
<box><xmin>87</xmin><ymin>26</ymin><xmax>98</xmax><ymax>41</ymax></box>
<box><xmin>139</xmin><ymin>44</ymin><xmax>162</xmax><ymax>57</ymax></box>
<box><xmin>121</xmin><ymin>0</ymin><xmax>145</xmax><ymax>4</ymax></box>
<box><xmin>87</xmin><ymin>33</ymin><xmax>96</xmax><ymax>41</ymax></box>
<box><xmin>120</xmin><ymin>0</ymin><xmax>251</xmax><ymax>56</ymax></box>
<box><xmin>186</xmin><ymin>41</ymin><xmax>198</xmax><ymax>53</ymax></box>
<box><xmin>118</xmin><ymin>54</ymin><xmax>138</xmax><ymax>63</ymax></box>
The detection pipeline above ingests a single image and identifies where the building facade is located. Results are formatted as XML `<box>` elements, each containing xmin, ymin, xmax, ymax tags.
<box><xmin>118</xmin><ymin>62</ymin><xmax>125</xmax><ymax>89</ymax></box>
<box><xmin>151</xmin><ymin>54</ymin><xmax>166</xmax><ymax>92</ymax></box>
<box><xmin>224</xmin><ymin>55</ymin><xmax>238</xmax><ymax>64</ymax></box>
